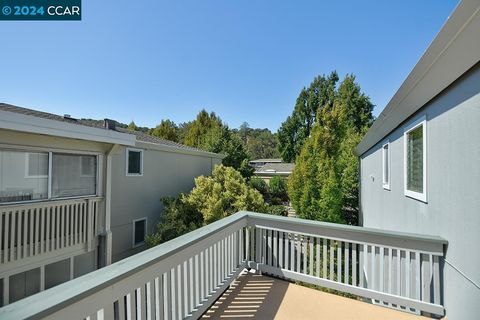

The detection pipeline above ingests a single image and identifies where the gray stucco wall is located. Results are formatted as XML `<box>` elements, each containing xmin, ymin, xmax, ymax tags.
<box><xmin>110</xmin><ymin>145</ymin><xmax>222</xmax><ymax>262</ymax></box>
<box><xmin>360</xmin><ymin>64</ymin><xmax>480</xmax><ymax>319</ymax></box>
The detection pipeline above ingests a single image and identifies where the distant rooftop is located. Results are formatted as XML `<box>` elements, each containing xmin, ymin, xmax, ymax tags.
<box><xmin>249</xmin><ymin>158</ymin><xmax>282</xmax><ymax>163</ymax></box>
<box><xmin>255</xmin><ymin>162</ymin><xmax>294</xmax><ymax>175</ymax></box>
<box><xmin>0</xmin><ymin>103</ymin><xmax>222</xmax><ymax>157</ymax></box>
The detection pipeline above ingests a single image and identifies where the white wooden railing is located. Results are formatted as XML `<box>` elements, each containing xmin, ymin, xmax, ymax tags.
<box><xmin>0</xmin><ymin>211</ymin><xmax>446</xmax><ymax>319</ymax></box>
<box><xmin>0</xmin><ymin>197</ymin><xmax>102</xmax><ymax>269</ymax></box>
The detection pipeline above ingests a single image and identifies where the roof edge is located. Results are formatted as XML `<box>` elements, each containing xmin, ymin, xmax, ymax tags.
<box><xmin>0</xmin><ymin>110</ymin><xmax>136</xmax><ymax>146</ymax></box>
<box><xmin>356</xmin><ymin>0</ymin><xmax>480</xmax><ymax>155</ymax></box>
<box><xmin>136</xmin><ymin>140</ymin><xmax>226</xmax><ymax>159</ymax></box>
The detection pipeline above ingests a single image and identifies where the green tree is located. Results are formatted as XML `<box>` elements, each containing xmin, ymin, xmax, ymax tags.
<box><xmin>183</xmin><ymin>110</ymin><xmax>223</xmax><ymax>149</ymax></box>
<box><xmin>249</xmin><ymin>176</ymin><xmax>269</xmax><ymax>200</ymax></box>
<box><xmin>184</xmin><ymin>110</ymin><xmax>252</xmax><ymax>177</ymax></box>
<box><xmin>127</xmin><ymin>121</ymin><xmax>139</xmax><ymax>131</ymax></box>
<box><xmin>288</xmin><ymin>74</ymin><xmax>373</xmax><ymax>224</ymax></box>
<box><xmin>183</xmin><ymin>165</ymin><xmax>266</xmax><ymax>224</ymax></box>
<box><xmin>151</xmin><ymin>119</ymin><xmax>179</xmax><ymax>142</ymax></box>
<box><xmin>145</xmin><ymin>197</ymin><xmax>203</xmax><ymax>247</ymax></box>
<box><xmin>278</xmin><ymin>72</ymin><xmax>338</xmax><ymax>162</ymax></box>
<box><xmin>269</xmin><ymin>176</ymin><xmax>288</xmax><ymax>204</ymax></box>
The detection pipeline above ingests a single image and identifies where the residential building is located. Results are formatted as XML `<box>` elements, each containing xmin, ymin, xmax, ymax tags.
<box><xmin>248</xmin><ymin>158</ymin><xmax>282</xmax><ymax>169</ymax></box>
<box><xmin>252</xmin><ymin>161</ymin><xmax>294</xmax><ymax>183</ymax></box>
<box><xmin>356</xmin><ymin>1</ymin><xmax>480</xmax><ymax>319</ymax></box>
<box><xmin>0</xmin><ymin>103</ymin><xmax>223</xmax><ymax>305</ymax></box>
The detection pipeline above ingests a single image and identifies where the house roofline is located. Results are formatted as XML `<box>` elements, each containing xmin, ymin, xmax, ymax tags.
<box><xmin>135</xmin><ymin>140</ymin><xmax>225</xmax><ymax>159</ymax></box>
<box><xmin>356</xmin><ymin>0</ymin><xmax>480</xmax><ymax>156</ymax></box>
<box><xmin>0</xmin><ymin>109</ymin><xmax>136</xmax><ymax>146</ymax></box>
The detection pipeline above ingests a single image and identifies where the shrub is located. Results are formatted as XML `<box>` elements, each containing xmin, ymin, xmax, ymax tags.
<box><xmin>183</xmin><ymin>165</ymin><xmax>266</xmax><ymax>224</ymax></box>
<box><xmin>269</xmin><ymin>176</ymin><xmax>288</xmax><ymax>204</ymax></box>
<box><xmin>266</xmin><ymin>205</ymin><xmax>288</xmax><ymax>216</ymax></box>
<box><xmin>249</xmin><ymin>177</ymin><xmax>269</xmax><ymax>199</ymax></box>
<box><xmin>145</xmin><ymin>196</ymin><xmax>203</xmax><ymax>247</ymax></box>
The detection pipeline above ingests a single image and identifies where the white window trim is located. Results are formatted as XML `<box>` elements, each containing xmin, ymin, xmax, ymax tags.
<box><xmin>132</xmin><ymin>217</ymin><xmax>147</xmax><ymax>248</ymax></box>
<box><xmin>403</xmin><ymin>115</ymin><xmax>427</xmax><ymax>202</ymax></box>
<box><xmin>126</xmin><ymin>148</ymin><xmax>144</xmax><ymax>176</ymax></box>
<box><xmin>382</xmin><ymin>141</ymin><xmax>390</xmax><ymax>190</ymax></box>
<box><xmin>24</xmin><ymin>152</ymin><xmax>49</xmax><ymax>178</ymax></box>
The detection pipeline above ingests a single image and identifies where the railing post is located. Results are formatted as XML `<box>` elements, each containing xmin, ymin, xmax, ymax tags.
<box><xmin>87</xmin><ymin>199</ymin><xmax>93</xmax><ymax>252</ymax></box>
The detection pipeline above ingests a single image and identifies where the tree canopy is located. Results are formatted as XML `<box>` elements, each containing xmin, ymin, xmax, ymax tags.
<box><xmin>288</xmin><ymin>74</ymin><xmax>373</xmax><ymax>224</ymax></box>
<box><xmin>183</xmin><ymin>165</ymin><xmax>266</xmax><ymax>224</ymax></box>
<box><xmin>150</xmin><ymin>119</ymin><xmax>179</xmax><ymax>142</ymax></box>
<box><xmin>278</xmin><ymin>72</ymin><xmax>338</xmax><ymax>162</ymax></box>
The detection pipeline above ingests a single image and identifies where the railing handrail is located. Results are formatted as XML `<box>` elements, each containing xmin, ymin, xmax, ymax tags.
<box><xmin>0</xmin><ymin>211</ymin><xmax>447</xmax><ymax>319</ymax></box>
<box><xmin>246</xmin><ymin>212</ymin><xmax>447</xmax><ymax>245</ymax></box>
<box><xmin>0</xmin><ymin>196</ymin><xmax>104</xmax><ymax>210</ymax></box>
<box><xmin>0</xmin><ymin>211</ymin><xmax>249</xmax><ymax>320</ymax></box>
<box><xmin>247</xmin><ymin>212</ymin><xmax>447</xmax><ymax>255</ymax></box>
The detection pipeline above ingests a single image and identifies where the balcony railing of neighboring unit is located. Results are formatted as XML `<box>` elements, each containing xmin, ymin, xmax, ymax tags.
<box><xmin>0</xmin><ymin>211</ymin><xmax>447</xmax><ymax>319</ymax></box>
<box><xmin>0</xmin><ymin>197</ymin><xmax>102</xmax><ymax>270</ymax></box>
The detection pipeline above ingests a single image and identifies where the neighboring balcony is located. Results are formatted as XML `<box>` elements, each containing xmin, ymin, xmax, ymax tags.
<box><xmin>0</xmin><ymin>211</ymin><xmax>447</xmax><ymax>319</ymax></box>
<box><xmin>0</xmin><ymin>197</ymin><xmax>103</xmax><ymax>304</ymax></box>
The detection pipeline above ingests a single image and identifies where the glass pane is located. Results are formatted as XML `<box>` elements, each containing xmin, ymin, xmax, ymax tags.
<box><xmin>383</xmin><ymin>145</ymin><xmax>389</xmax><ymax>184</ymax></box>
<box><xmin>134</xmin><ymin>220</ymin><xmax>146</xmax><ymax>244</ymax></box>
<box><xmin>407</xmin><ymin>126</ymin><xmax>423</xmax><ymax>193</ymax></box>
<box><xmin>52</xmin><ymin>154</ymin><xmax>96</xmax><ymax>198</ymax></box>
<box><xmin>128</xmin><ymin>151</ymin><xmax>141</xmax><ymax>174</ymax></box>
<box><xmin>0</xmin><ymin>150</ymin><xmax>48</xmax><ymax>203</ymax></box>
<box><xmin>27</xmin><ymin>153</ymin><xmax>48</xmax><ymax>177</ymax></box>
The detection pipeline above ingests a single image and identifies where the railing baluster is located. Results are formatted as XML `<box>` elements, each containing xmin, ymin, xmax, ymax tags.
<box><xmin>433</xmin><ymin>255</ymin><xmax>441</xmax><ymax>305</ymax></box>
<box><xmin>23</xmin><ymin>209</ymin><xmax>29</xmax><ymax>257</ymax></box>
<box><xmin>338</xmin><ymin>241</ymin><xmax>342</xmax><ymax>283</ymax></box>
<box><xmin>352</xmin><ymin>243</ymin><xmax>357</xmax><ymax>286</ymax></box>
<box><xmin>344</xmin><ymin>242</ymin><xmax>349</xmax><ymax>284</ymax></box>
<box><xmin>323</xmin><ymin>238</ymin><xmax>327</xmax><ymax>279</ymax></box>
<box><xmin>316</xmin><ymin>237</ymin><xmax>320</xmax><ymax>278</ymax></box>
<box><xmin>278</xmin><ymin>231</ymin><xmax>283</xmax><ymax>269</ymax></box>
<box><xmin>302</xmin><ymin>236</ymin><xmax>307</xmax><ymax>274</ymax></box>
<box><xmin>17</xmin><ymin>210</ymin><xmax>22</xmax><ymax>260</ymax></box>
<box><xmin>296</xmin><ymin>234</ymin><xmax>301</xmax><ymax>273</ymax></box>
<box><xmin>9</xmin><ymin>211</ymin><xmax>15</xmax><ymax>262</ymax></box>
<box><xmin>309</xmin><ymin>237</ymin><xmax>313</xmax><ymax>276</ymax></box>
<box><xmin>117</xmin><ymin>296</ymin><xmax>126</xmax><ymax>320</ymax></box>
<box><xmin>329</xmin><ymin>239</ymin><xmax>334</xmax><ymax>280</ymax></box>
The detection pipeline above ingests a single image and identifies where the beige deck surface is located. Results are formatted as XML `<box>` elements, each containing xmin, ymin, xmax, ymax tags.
<box><xmin>203</xmin><ymin>272</ymin><xmax>429</xmax><ymax>320</ymax></box>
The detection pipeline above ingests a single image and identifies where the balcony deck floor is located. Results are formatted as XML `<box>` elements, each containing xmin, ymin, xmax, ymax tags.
<box><xmin>202</xmin><ymin>271</ymin><xmax>429</xmax><ymax>320</ymax></box>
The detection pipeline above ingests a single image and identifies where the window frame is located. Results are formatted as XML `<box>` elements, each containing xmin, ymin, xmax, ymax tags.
<box><xmin>0</xmin><ymin>146</ymin><xmax>100</xmax><ymax>205</ymax></box>
<box><xmin>24</xmin><ymin>152</ymin><xmax>49</xmax><ymax>179</ymax></box>
<box><xmin>126</xmin><ymin>148</ymin><xmax>144</xmax><ymax>177</ymax></box>
<box><xmin>382</xmin><ymin>141</ymin><xmax>391</xmax><ymax>190</ymax></box>
<box><xmin>132</xmin><ymin>217</ymin><xmax>147</xmax><ymax>248</ymax></box>
<box><xmin>403</xmin><ymin>115</ymin><xmax>427</xmax><ymax>202</ymax></box>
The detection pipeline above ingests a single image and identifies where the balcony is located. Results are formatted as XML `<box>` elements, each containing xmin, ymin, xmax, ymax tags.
<box><xmin>0</xmin><ymin>197</ymin><xmax>103</xmax><ymax>304</ymax></box>
<box><xmin>0</xmin><ymin>211</ymin><xmax>447</xmax><ymax>319</ymax></box>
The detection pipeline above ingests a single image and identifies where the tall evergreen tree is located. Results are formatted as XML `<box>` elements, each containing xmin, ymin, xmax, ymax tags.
<box><xmin>151</xmin><ymin>119</ymin><xmax>179</xmax><ymax>142</ymax></box>
<box><xmin>288</xmin><ymin>74</ymin><xmax>373</xmax><ymax>225</ymax></box>
<box><xmin>278</xmin><ymin>72</ymin><xmax>339</xmax><ymax>162</ymax></box>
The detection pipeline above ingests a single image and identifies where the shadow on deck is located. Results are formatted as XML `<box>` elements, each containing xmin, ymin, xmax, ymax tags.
<box><xmin>203</xmin><ymin>271</ymin><xmax>429</xmax><ymax>320</ymax></box>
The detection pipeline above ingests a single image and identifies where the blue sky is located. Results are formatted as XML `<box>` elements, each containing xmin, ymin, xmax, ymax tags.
<box><xmin>0</xmin><ymin>0</ymin><xmax>458</xmax><ymax>132</ymax></box>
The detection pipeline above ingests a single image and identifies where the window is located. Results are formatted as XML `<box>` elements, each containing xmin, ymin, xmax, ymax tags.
<box><xmin>0</xmin><ymin>148</ymin><xmax>98</xmax><ymax>203</ymax></box>
<box><xmin>52</xmin><ymin>154</ymin><xmax>97</xmax><ymax>198</ymax></box>
<box><xmin>0</xmin><ymin>150</ymin><xmax>48</xmax><ymax>203</ymax></box>
<box><xmin>133</xmin><ymin>218</ymin><xmax>147</xmax><ymax>247</ymax></box>
<box><xmin>80</xmin><ymin>156</ymin><xmax>96</xmax><ymax>177</ymax></box>
<box><xmin>26</xmin><ymin>153</ymin><xmax>48</xmax><ymax>178</ymax></box>
<box><xmin>382</xmin><ymin>142</ymin><xmax>390</xmax><ymax>190</ymax></box>
<box><xmin>404</xmin><ymin>116</ymin><xmax>427</xmax><ymax>202</ymax></box>
<box><xmin>126</xmin><ymin>148</ymin><xmax>143</xmax><ymax>176</ymax></box>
